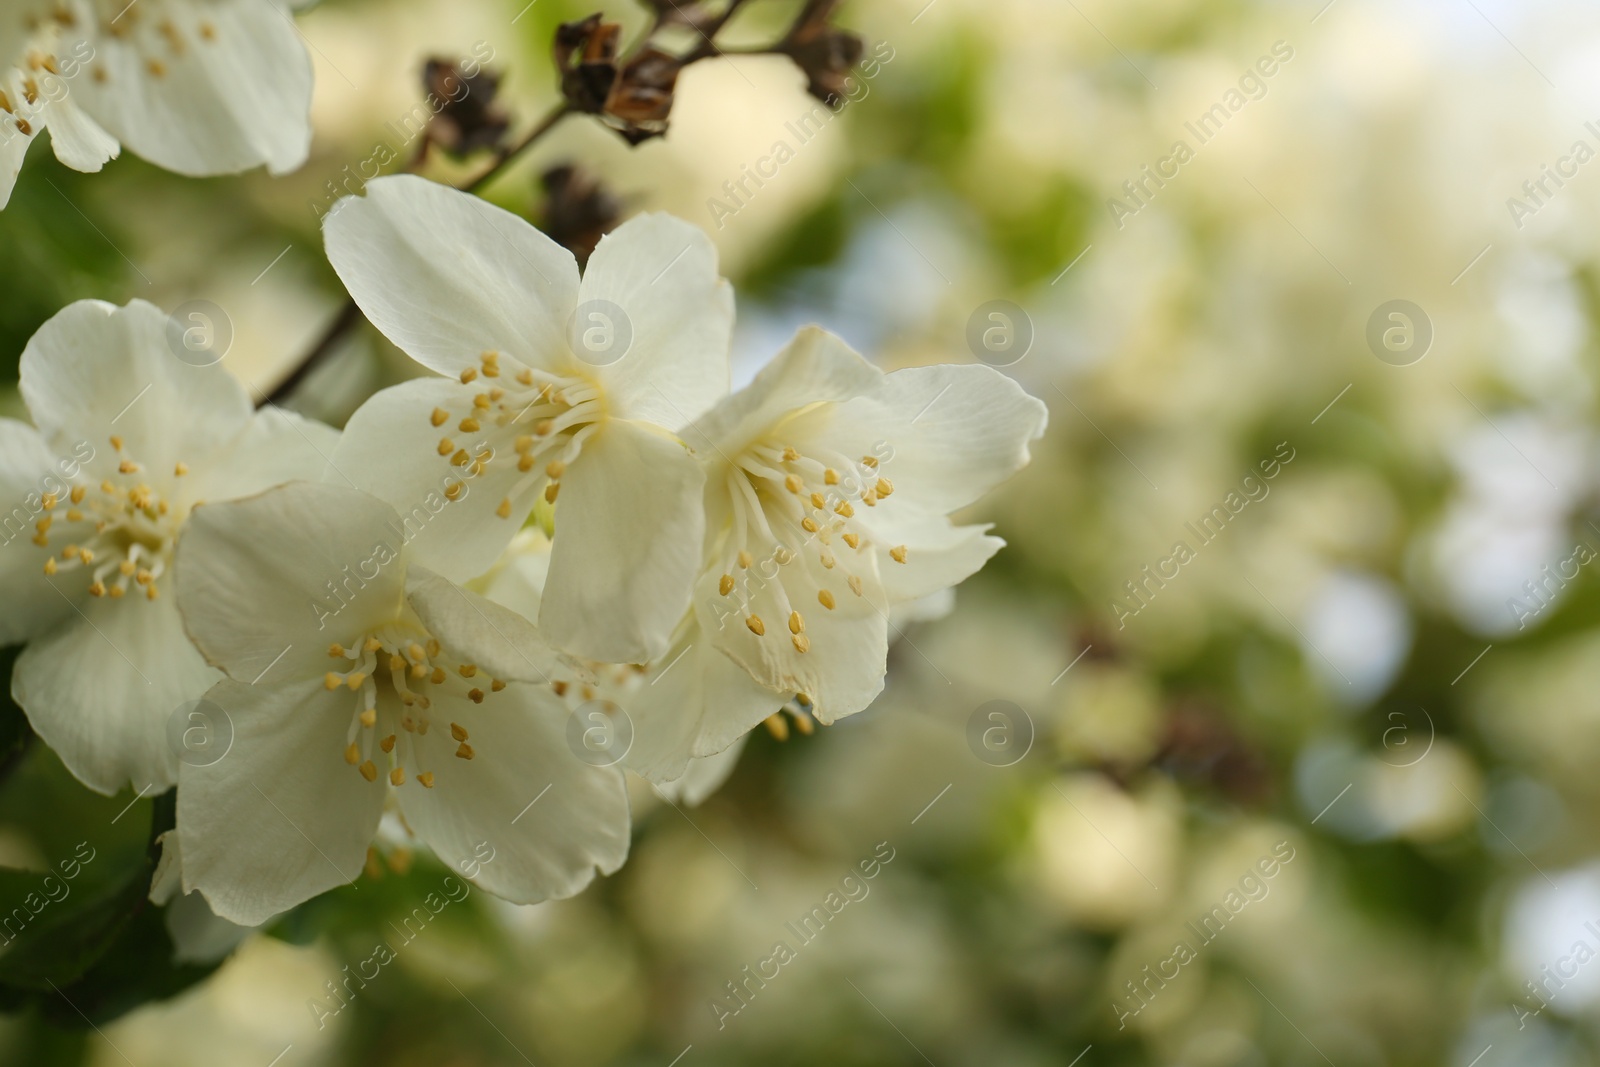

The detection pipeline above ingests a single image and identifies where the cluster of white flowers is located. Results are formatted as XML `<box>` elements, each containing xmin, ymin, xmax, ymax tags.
<box><xmin>1</xmin><ymin>0</ymin><xmax>313</xmax><ymax>208</ymax></box>
<box><xmin>0</xmin><ymin>6</ymin><xmax>1047</xmax><ymax>929</ymax></box>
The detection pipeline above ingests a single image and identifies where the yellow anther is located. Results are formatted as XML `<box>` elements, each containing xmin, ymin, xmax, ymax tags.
<box><xmin>491</xmin><ymin>679</ymin><xmax>506</xmax><ymax>692</ymax></box>
<box><xmin>848</xmin><ymin>575</ymin><xmax>864</xmax><ymax>596</ymax></box>
<box><xmin>364</xmin><ymin>637</ymin><xmax>383</xmax><ymax>652</ymax></box>
<box><xmin>438</xmin><ymin>438</ymin><xmax>455</xmax><ymax>456</ymax></box>
<box><xmin>63</xmin><ymin>545</ymin><xmax>80</xmax><ymax>560</ymax></box>
<box><xmin>344</xmin><ymin>743</ymin><xmax>360</xmax><ymax>765</ymax></box>
<box><xmin>514</xmin><ymin>435</ymin><xmax>534</xmax><ymax>453</ymax></box>
<box><xmin>145</xmin><ymin>585</ymin><xmax>158</xmax><ymax>600</ymax></box>
<box><xmin>496</xmin><ymin>497</ymin><xmax>512</xmax><ymax>519</ymax></box>
<box><xmin>818</xmin><ymin>589</ymin><xmax>836</xmax><ymax>609</ymax></box>
<box><xmin>746</xmin><ymin>615</ymin><xmax>766</xmax><ymax>636</ymax></box>
<box><xmin>824</xmin><ymin>468</ymin><xmax>839</xmax><ymax>485</ymax></box>
<box><xmin>110</xmin><ymin>435</ymin><xmax>123</xmax><ymax>451</ymax></box>
<box><xmin>738</xmin><ymin>550</ymin><xmax>753</xmax><ymax>568</ymax></box>
<box><xmin>100</xmin><ymin>481</ymin><xmax>114</xmax><ymax>494</ymax></box>
<box><xmin>843</xmin><ymin>533</ymin><xmax>861</xmax><ymax>549</ymax></box>
<box><xmin>431</xmin><ymin>667</ymin><xmax>446</xmax><ymax>684</ymax></box>
<box><xmin>794</xmin><ymin>713</ymin><xmax>815</xmax><ymax>735</ymax></box>
<box><xmin>535</xmin><ymin>419</ymin><xmax>554</xmax><ymax>436</ymax></box>
<box><xmin>40</xmin><ymin>493</ymin><xmax>56</xmax><ymax>510</ymax></box>
<box><xmin>359</xmin><ymin>760</ymin><xmax>378</xmax><ymax>782</ymax></box>
<box><xmin>118</xmin><ymin>460</ymin><xmax>138</xmax><ymax>474</ymax></box>
<box><xmin>390</xmin><ymin>767</ymin><xmax>405</xmax><ymax>786</ymax></box>
<box><xmin>473</xmin><ymin>393</ymin><xmax>491</xmax><ymax>409</ymax></box>
<box><xmin>862</xmin><ymin>491</ymin><xmax>878</xmax><ymax>507</ymax></box>
<box><xmin>890</xmin><ymin>545</ymin><xmax>908</xmax><ymax>563</ymax></box>
<box><xmin>411</xmin><ymin>663</ymin><xmax>428</xmax><ymax>679</ymax></box>
<box><xmin>66</xmin><ymin>509</ymin><xmax>82</xmax><ymax>522</ymax></box>
<box><xmin>445</xmin><ymin>481</ymin><xmax>464</xmax><ymax>501</ymax></box>
<box><xmin>324</xmin><ymin>672</ymin><xmax>341</xmax><ymax>690</ymax></box>
<box><xmin>835</xmin><ymin>502</ymin><xmax>854</xmax><ymax>517</ymax></box>
<box><xmin>174</xmin><ymin>462</ymin><xmax>189</xmax><ymax>476</ymax></box>
<box><xmin>468</xmin><ymin>688</ymin><xmax>484</xmax><ymax>703</ymax></box>
<box><xmin>789</xmin><ymin>611</ymin><xmax>804</xmax><ymax>634</ymax></box>
<box><xmin>861</xmin><ymin>455</ymin><xmax>878</xmax><ymax>468</ymax></box>
<box><xmin>518</xmin><ymin>454</ymin><xmax>536</xmax><ymax>472</ymax></box>
<box><xmin>719</xmin><ymin>574</ymin><xmax>734</xmax><ymax>596</ymax></box>
<box><xmin>109</xmin><ymin>586</ymin><xmax>126</xmax><ymax>598</ymax></box>
<box><xmin>792</xmin><ymin>633</ymin><xmax>810</xmax><ymax>653</ymax></box>
<box><xmin>516</xmin><ymin>369</ymin><xmax>535</xmax><ymax>386</ymax></box>
<box><xmin>88</xmin><ymin>581</ymin><xmax>105</xmax><ymax>597</ymax></box>
<box><xmin>389</xmin><ymin>653</ymin><xmax>406</xmax><ymax>671</ymax></box>
<box><xmin>346</xmin><ymin>672</ymin><xmax>366</xmax><ymax>690</ymax></box>
<box><xmin>782</xmin><ymin>446</ymin><xmax>799</xmax><ymax>461</ymax></box>
<box><xmin>764</xmin><ymin>713</ymin><xmax>789</xmax><ymax>741</ymax></box>
<box><xmin>801</xmin><ymin>517</ymin><xmax>819</xmax><ymax>533</ymax></box>
<box><xmin>418</xmin><ymin>771</ymin><xmax>436</xmax><ymax>788</ymax></box>
<box><xmin>42</xmin><ymin>557</ymin><xmax>56</xmax><ymax>575</ymax></box>
<box><xmin>451</xmin><ymin>449</ymin><xmax>469</xmax><ymax>466</ymax></box>
<box><xmin>481</xmin><ymin>350</ymin><xmax>500</xmax><ymax>365</ymax></box>
<box><xmin>552</xmin><ymin>680</ymin><xmax>569</xmax><ymax>697</ymax></box>
<box><xmin>458</xmin><ymin>664</ymin><xmax>477</xmax><ymax>678</ymax></box>
<box><xmin>427</xmin><ymin>639</ymin><xmax>441</xmax><ymax>657</ymax></box>
<box><xmin>359</xmin><ymin>708</ymin><xmax>377</xmax><ymax>727</ymax></box>
<box><xmin>328</xmin><ymin>643</ymin><xmax>344</xmax><ymax>657</ymax></box>
<box><xmin>70</xmin><ymin>486</ymin><xmax>86</xmax><ymax>504</ymax></box>
<box><xmin>810</xmin><ymin>492</ymin><xmax>826</xmax><ymax>509</ymax></box>
<box><xmin>545</xmin><ymin>483</ymin><xmax>559</xmax><ymax>503</ymax></box>
<box><xmin>455</xmin><ymin>743</ymin><xmax>474</xmax><ymax>760</ymax></box>
<box><xmin>876</xmin><ymin>477</ymin><xmax>894</xmax><ymax>497</ymax></box>
<box><xmin>546</xmin><ymin>460</ymin><xmax>565</xmax><ymax>479</ymax></box>
<box><xmin>460</xmin><ymin>367</ymin><xmax>478</xmax><ymax>384</ymax></box>
<box><xmin>459</xmin><ymin>417</ymin><xmax>480</xmax><ymax>433</ymax></box>
<box><xmin>431</xmin><ymin>407</ymin><xmax>449</xmax><ymax>427</ymax></box>
<box><xmin>785</xmin><ymin>474</ymin><xmax>803</xmax><ymax>494</ymax></box>
<box><xmin>380</xmin><ymin>734</ymin><xmax>396</xmax><ymax>753</ymax></box>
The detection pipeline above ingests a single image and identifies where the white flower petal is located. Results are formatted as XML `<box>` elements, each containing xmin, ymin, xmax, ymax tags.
<box><xmin>175</xmin><ymin>482</ymin><xmax>409</xmax><ymax>683</ymax></box>
<box><xmin>72</xmin><ymin>0</ymin><xmax>312</xmax><ymax>176</ymax></box>
<box><xmin>20</xmin><ymin>299</ymin><xmax>252</xmax><ymax>474</ymax></box>
<box><xmin>624</xmin><ymin>623</ymin><xmax>784</xmax><ymax>783</ymax></box>
<box><xmin>42</xmin><ymin>98</ymin><xmax>119</xmax><ymax>173</ymax></box>
<box><xmin>686</xmin><ymin>325</ymin><xmax>880</xmax><ymax>457</ymax></box>
<box><xmin>698</xmin><ymin>550</ymin><xmax>888</xmax><ymax>725</ymax></box>
<box><xmin>0</xmin><ymin>418</ymin><xmax>77</xmax><ymax>644</ymax></box>
<box><xmin>178</xmin><ymin>676</ymin><xmax>385</xmax><ymax>927</ymax></box>
<box><xmin>323</xmin><ymin>175</ymin><xmax>579</xmax><ymax>379</ymax></box>
<box><xmin>0</xmin><ymin>116</ymin><xmax>36</xmax><ymax>209</ymax></box>
<box><xmin>825</xmin><ymin>362</ymin><xmax>1049</xmax><ymax>515</ymax></box>
<box><xmin>329</xmin><ymin>378</ymin><xmax>534</xmax><ymax>582</ymax></box>
<box><xmin>540</xmin><ymin>419</ymin><xmax>705</xmax><ymax>664</ymax></box>
<box><xmin>578</xmin><ymin>213</ymin><xmax>732</xmax><ymax>428</ymax></box>
<box><xmin>405</xmin><ymin>566</ymin><xmax>562</xmax><ymax>686</ymax></box>
<box><xmin>183</xmin><ymin>405</ymin><xmax>340</xmax><ymax>506</ymax></box>
<box><xmin>397</xmin><ymin>684</ymin><xmax>630</xmax><ymax>904</ymax></box>
<box><xmin>13</xmin><ymin>592</ymin><xmax>218</xmax><ymax>794</ymax></box>
<box><xmin>655</xmin><ymin>736</ymin><xmax>747</xmax><ymax>807</ymax></box>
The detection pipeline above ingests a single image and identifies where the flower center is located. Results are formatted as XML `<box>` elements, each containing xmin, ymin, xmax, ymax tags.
<box><xmin>713</xmin><ymin>441</ymin><xmax>907</xmax><ymax>653</ymax></box>
<box><xmin>37</xmin><ymin>436</ymin><xmax>188</xmax><ymax>602</ymax></box>
<box><xmin>323</xmin><ymin>626</ymin><xmax>510</xmax><ymax>789</ymax></box>
<box><xmin>428</xmin><ymin>349</ymin><xmax>606</xmax><ymax>522</ymax></box>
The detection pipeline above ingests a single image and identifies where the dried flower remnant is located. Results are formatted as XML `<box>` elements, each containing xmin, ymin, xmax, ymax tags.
<box><xmin>423</xmin><ymin>58</ymin><xmax>511</xmax><ymax>156</ymax></box>
<box><xmin>778</xmin><ymin>0</ymin><xmax>865</xmax><ymax>105</ymax></box>
<box><xmin>540</xmin><ymin>163</ymin><xmax>623</xmax><ymax>267</ymax></box>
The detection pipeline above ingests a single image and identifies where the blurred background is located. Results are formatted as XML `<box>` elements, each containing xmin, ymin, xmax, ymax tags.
<box><xmin>6</xmin><ymin>0</ymin><xmax>1600</xmax><ymax>1063</ymax></box>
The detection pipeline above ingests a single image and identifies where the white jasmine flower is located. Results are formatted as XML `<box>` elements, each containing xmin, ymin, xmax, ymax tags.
<box><xmin>325</xmin><ymin>175</ymin><xmax>733</xmax><ymax>664</ymax></box>
<box><xmin>0</xmin><ymin>299</ymin><xmax>336</xmax><ymax>795</ymax></box>
<box><xmin>172</xmin><ymin>481</ymin><xmax>631</xmax><ymax>926</ymax></box>
<box><xmin>0</xmin><ymin>0</ymin><xmax>314</xmax><ymax>208</ymax></box>
<box><xmin>681</xmin><ymin>326</ymin><xmax>1048</xmax><ymax>724</ymax></box>
<box><xmin>476</xmin><ymin>528</ymin><xmax>779</xmax><ymax>791</ymax></box>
